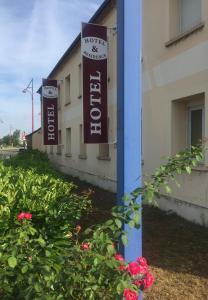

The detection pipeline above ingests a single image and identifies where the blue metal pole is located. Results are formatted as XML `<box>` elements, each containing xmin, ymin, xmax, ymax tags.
<box><xmin>117</xmin><ymin>0</ymin><xmax>142</xmax><ymax>297</ymax></box>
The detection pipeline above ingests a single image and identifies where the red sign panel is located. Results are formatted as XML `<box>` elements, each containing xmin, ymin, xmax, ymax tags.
<box><xmin>42</xmin><ymin>79</ymin><xmax>58</xmax><ymax>145</ymax></box>
<box><xmin>82</xmin><ymin>23</ymin><xmax>108</xmax><ymax>143</ymax></box>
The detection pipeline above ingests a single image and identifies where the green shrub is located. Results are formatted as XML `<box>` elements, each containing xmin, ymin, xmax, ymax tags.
<box><xmin>0</xmin><ymin>151</ymin><xmax>90</xmax><ymax>238</ymax></box>
<box><xmin>0</xmin><ymin>147</ymin><xmax>203</xmax><ymax>299</ymax></box>
<box><xmin>0</xmin><ymin>151</ymin><xmax>91</xmax><ymax>299</ymax></box>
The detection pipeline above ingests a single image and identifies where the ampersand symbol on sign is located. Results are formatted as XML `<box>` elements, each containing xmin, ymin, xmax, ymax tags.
<box><xmin>92</xmin><ymin>45</ymin><xmax>98</xmax><ymax>52</ymax></box>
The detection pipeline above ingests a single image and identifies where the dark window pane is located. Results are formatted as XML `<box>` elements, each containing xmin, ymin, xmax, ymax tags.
<box><xmin>191</xmin><ymin>109</ymin><xmax>202</xmax><ymax>146</ymax></box>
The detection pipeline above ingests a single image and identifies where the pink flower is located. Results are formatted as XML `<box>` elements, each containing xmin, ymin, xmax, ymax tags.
<box><xmin>127</xmin><ymin>262</ymin><xmax>141</xmax><ymax>276</ymax></box>
<box><xmin>137</xmin><ymin>256</ymin><xmax>147</xmax><ymax>267</ymax></box>
<box><xmin>24</xmin><ymin>213</ymin><xmax>32</xmax><ymax>220</ymax></box>
<box><xmin>123</xmin><ymin>288</ymin><xmax>138</xmax><ymax>300</ymax></box>
<box><xmin>143</xmin><ymin>272</ymin><xmax>154</xmax><ymax>289</ymax></box>
<box><xmin>138</xmin><ymin>264</ymin><xmax>148</xmax><ymax>274</ymax></box>
<box><xmin>81</xmin><ymin>243</ymin><xmax>89</xmax><ymax>251</ymax></box>
<box><xmin>17</xmin><ymin>212</ymin><xmax>25</xmax><ymax>221</ymax></box>
<box><xmin>17</xmin><ymin>212</ymin><xmax>32</xmax><ymax>221</ymax></box>
<box><xmin>114</xmin><ymin>253</ymin><xmax>124</xmax><ymax>262</ymax></box>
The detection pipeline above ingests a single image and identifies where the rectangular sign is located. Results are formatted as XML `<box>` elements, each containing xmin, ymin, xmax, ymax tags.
<box><xmin>42</xmin><ymin>79</ymin><xmax>58</xmax><ymax>145</ymax></box>
<box><xmin>82</xmin><ymin>22</ymin><xmax>108</xmax><ymax>143</ymax></box>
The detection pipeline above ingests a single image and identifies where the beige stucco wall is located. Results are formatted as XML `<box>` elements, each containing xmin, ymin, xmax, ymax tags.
<box><xmin>142</xmin><ymin>0</ymin><xmax>208</xmax><ymax>224</ymax></box>
<box><xmin>44</xmin><ymin>1</ymin><xmax>117</xmax><ymax>191</ymax></box>
<box><xmin>40</xmin><ymin>0</ymin><xmax>208</xmax><ymax>224</ymax></box>
<box><xmin>32</xmin><ymin>128</ymin><xmax>43</xmax><ymax>151</ymax></box>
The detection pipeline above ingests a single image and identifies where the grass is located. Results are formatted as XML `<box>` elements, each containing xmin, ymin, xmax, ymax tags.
<box><xmin>69</xmin><ymin>176</ymin><xmax>208</xmax><ymax>300</ymax></box>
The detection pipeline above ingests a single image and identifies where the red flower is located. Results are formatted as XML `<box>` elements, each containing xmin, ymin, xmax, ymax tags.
<box><xmin>114</xmin><ymin>253</ymin><xmax>124</xmax><ymax>262</ymax></box>
<box><xmin>138</xmin><ymin>264</ymin><xmax>148</xmax><ymax>274</ymax></box>
<box><xmin>119</xmin><ymin>264</ymin><xmax>126</xmax><ymax>271</ymax></box>
<box><xmin>17</xmin><ymin>212</ymin><xmax>32</xmax><ymax>221</ymax></box>
<box><xmin>123</xmin><ymin>288</ymin><xmax>138</xmax><ymax>300</ymax></box>
<box><xmin>134</xmin><ymin>279</ymin><xmax>142</xmax><ymax>287</ymax></box>
<box><xmin>17</xmin><ymin>212</ymin><xmax>25</xmax><ymax>221</ymax></box>
<box><xmin>24</xmin><ymin>213</ymin><xmax>32</xmax><ymax>220</ymax></box>
<box><xmin>127</xmin><ymin>262</ymin><xmax>141</xmax><ymax>276</ymax></box>
<box><xmin>143</xmin><ymin>272</ymin><xmax>154</xmax><ymax>289</ymax></box>
<box><xmin>81</xmin><ymin>243</ymin><xmax>89</xmax><ymax>250</ymax></box>
<box><xmin>137</xmin><ymin>256</ymin><xmax>147</xmax><ymax>267</ymax></box>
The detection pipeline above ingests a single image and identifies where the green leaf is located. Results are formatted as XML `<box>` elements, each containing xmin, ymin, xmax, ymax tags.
<box><xmin>196</xmin><ymin>155</ymin><xmax>202</xmax><ymax>161</ymax></box>
<box><xmin>93</xmin><ymin>257</ymin><xmax>98</xmax><ymax>266</ymax></box>
<box><xmin>107</xmin><ymin>244</ymin><xmax>115</xmax><ymax>255</ymax></box>
<box><xmin>34</xmin><ymin>283</ymin><xmax>41</xmax><ymax>293</ymax></box>
<box><xmin>128</xmin><ymin>220</ymin><xmax>135</xmax><ymax>228</ymax></box>
<box><xmin>116</xmin><ymin>282</ymin><xmax>123</xmax><ymax>294</ymax></box>
<box><xmin>122</xmin><ymin>194</ymin><xmax>130</xmax><ymax>202</ymax></box>
<box><xmin>146</xmin><ymin>190</ymin><xmax>154</xmax><ymax>201</ymax></box>
<box><xmin>185</xmin><ymin>166</ymin><xmax>191</xmax><ymax>174</ymax></box>
<box><xmin>165</xmin><ymin>186</ymin><xmax>171</xmax><ymax>194</ymax></box>
<box><xmin>121</xmin><ymin>235</ymin><xmax>128</xmax><ymax>246</ymax></box>
<box><xmin>8</xmin><ymin>256</ymin><xmax>17</xmax><ymax>268</ymax></box>
<box><xmin>37</xmin><ymin>237</ymin><xmax>46</xmax><ymax>247</ymax></box>
<box><xmin>45</xmin><ymin>250</ymin><xmax>51</xmax><ymax>257</ymax></box>
<box><xmin>21</xmin><ymin>265</ymin><xmax>28</xmax><ymax>274</ymax></box>
<box><xmin>134</xmin><ymin>213</ymin><xmax>141</xmax><ymax>224</ymax></box>
<box><xmin>115</xmin><ymin>218</ymin><xmax>122</xmax><ymax>229</ymax></box>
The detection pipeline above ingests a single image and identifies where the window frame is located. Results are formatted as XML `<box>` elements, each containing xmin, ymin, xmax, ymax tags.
<box><xmin>58</xmin><ymin>84</ymin><xmax>61</xmax><ymax>110</ymax></box>
<box><xmin>65</xmin><ymin>127</ymin><xmax>72</xmax><ymax>157</ymax></box>
<box><xmin>179</xmin><ymin>0</ymin><xmax>202</xmax><ymax>34</ymax></box>
<box><xmin>79</xmin><ymin>124</ymin><xmax>87</xmax><ymax>159</ymax></box>
<box><xmin>65</xmin><ymin>74</ymin><xmax>71</xmax><ymax>105</ymax></box>
<box><xmin>187</xmin><ymin>104</ymin><xmax>204</xmax><ymax>147</ymax></box>
<box><xmin>78</xmin><ymin>63</ymin><xmax>82</xmax><ymax>99</ymax></box>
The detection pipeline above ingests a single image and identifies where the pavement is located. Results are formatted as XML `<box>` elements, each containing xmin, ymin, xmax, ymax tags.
<box><xmin>0</xmin><ymin>148</ymin><xmax>20</xmax><ymax>160</ymax></box>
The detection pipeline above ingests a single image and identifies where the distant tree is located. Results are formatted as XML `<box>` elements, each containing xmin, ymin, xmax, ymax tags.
<box><xmin>1</xmin><ymin>129</ymin><xmax>21</xmax><ymax>147</ymax></box>
<box><xmin>2</xmin><ymin>135</ymin><xmax>10</xmax><ymax>146</ymax></box>
<box><xmin>12</xmin><ymin>130</ymin><xmax>20</xmax><ymax>146</ymax></box>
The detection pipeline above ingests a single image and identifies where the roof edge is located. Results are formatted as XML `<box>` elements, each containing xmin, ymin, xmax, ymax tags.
<box><xmin>37</xmin><ymin>0</ymin><xmax>112</xmax><ymax>93</ymax></box>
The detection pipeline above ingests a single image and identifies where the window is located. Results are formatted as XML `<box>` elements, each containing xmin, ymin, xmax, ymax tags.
<box><xmin>57</xmin><ymin>130</ymin><xmax>62</xmax><ymax>155</ymax></box>
<box><xmin>65</xmin><ymin>74</ymin><xmax>71</xmax><ymax>105</ymax></box>
<box><xmin>79</xmin><ymin>125</ymin><xmax>87</xmax><ymax>159</ymax></box>
<box><xmin>65</xmin><ymin>128</ymin><xmax>71</xmax><ymax>156</ymax></box>
<box><xmin>188</xmin><ymin>106</ymin><xmax>204</xmax><ymax>146</ymax></box>
<box><xmin>98</xmin><ymin>143</ymin><xmax>110</xmax><ymax>160</ymax></box>
<box><xmin>78</xmin><ymin>63</ymin><xmax>82</xmax><ymax>98</ymax></box>
<box><xmin>169</xmin><ymin>0</ymin><xmax>202</xmax><ymax>39</ymax></box>
<box><xmin>58</xmin><ymin>130</ymin><xmax>62</xmax><ymax>144</ymax></box>
<box><xmin>171</xmin><ymin>93</ymin><xmax>204</xmax><ymax>154</ymax></box>
<box><xmin>50</xmin><ymin>145</ymin><xmax>53</xmax><ymax>155</ymax></box>
<box><xmin>180</xmin><ymin>0</ymin><xmax>201</xmax><ymax>34</ymax></box>
<box><xmin>58</xmin><ymin>85</ymin><xmax>61</xmax><ymax>110</ymax></box>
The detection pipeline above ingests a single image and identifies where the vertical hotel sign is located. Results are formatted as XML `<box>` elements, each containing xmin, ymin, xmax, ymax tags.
<box><xmin>81</xmin><ymin>23</ymin><xmax>108</xmax><ymax>143</ymax></box>
<box><xmin>42</xmin><ymin>79</ymin><xmax>58</xmax><ymax>145</ymax></box>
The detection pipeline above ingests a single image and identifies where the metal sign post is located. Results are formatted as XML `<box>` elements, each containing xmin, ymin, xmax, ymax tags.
<box><xmin>117</xmin><ymin>0</ymin><xmax>142</xmax><ymax>295</ymax></box>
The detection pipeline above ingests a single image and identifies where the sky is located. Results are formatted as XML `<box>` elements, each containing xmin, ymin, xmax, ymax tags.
<box><xmin>0</xmin><ymin>0</ymin><xmax>104</xmax><ymax>137</ymax></box>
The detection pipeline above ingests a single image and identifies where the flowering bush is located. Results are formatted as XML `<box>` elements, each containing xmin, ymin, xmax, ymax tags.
<box><xmin>61</xmin><ymin>224</ymin><xmax>154</xmax><ymax>300</ymax></box>
<box><xmin>0</xmin><ymin>151</ymin><xmax>91</xmax><ymax>299</ymax></box>
<box><xmin>0</xmin><ymin>147</ymin><xmax>203</xmax><ymax>299</ymax></box>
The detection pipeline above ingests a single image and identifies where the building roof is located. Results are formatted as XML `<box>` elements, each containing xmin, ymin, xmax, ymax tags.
<box><xmin>37</xmin><ymin>0</ymin><xmax>112</xmax><ymax>93</ymax></box>
<box><xmin>26</xmin><ymin>127</ymin><xmax>41</xmax><ymax>137</ymax></box>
